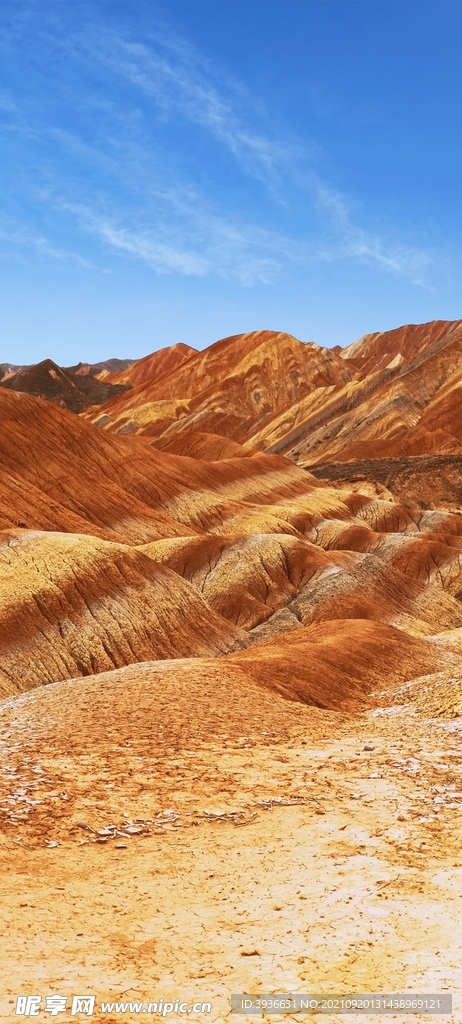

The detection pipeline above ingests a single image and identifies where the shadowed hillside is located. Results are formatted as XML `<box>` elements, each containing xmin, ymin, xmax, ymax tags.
<box><xmin>0</xmin><ymin>358</ymin><xmax>131</xmax><ymax>412</ymax></box>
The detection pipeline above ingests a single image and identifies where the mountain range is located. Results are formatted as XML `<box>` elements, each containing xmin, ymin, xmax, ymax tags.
<box><xmin>2</xmin><ymin>318</ymin><xmax>462</xmax><ymax>1007</ymax></box>
<box><xmin>2</xmin><ymin>319</ymin><xmax>462</xmax><ymax>705</ymax></box>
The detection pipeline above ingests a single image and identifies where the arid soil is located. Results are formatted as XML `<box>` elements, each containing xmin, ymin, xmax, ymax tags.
<box><xmin>1</xmin><ymin>668</ymin><xmax>461</xmax><ymax>1023</ymax></box>
<box><xmin>2</xmin><ymin>321</ymin><xmax>462</xmax><ymax>1022</ymax></box>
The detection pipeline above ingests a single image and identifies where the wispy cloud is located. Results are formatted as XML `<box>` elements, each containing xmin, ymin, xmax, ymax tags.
<box><xmin>0</xmin><ymin>216</ymin><xmax>96</xmax><ymax>269</ymax></box>
<box><xmin>47</xmin><ymin>190</ymin><xmax>304</xmax><ymax>285</ymax></box>
<box><xmin>0</xmin><ymin>9</ymin><xmax>437</xmax><ymax>287</ymax></box>
<box><xmin>76</xmin><ymin>20</ymin><xmax>434</xmax><ymax>285</ymax></box>
<box><xmin>310</xmin><ymin>178</ymin><xmax>434</xmax><ymax>284</ymax></box>
<box><xmin>85</xmin><ymin>28</ymin><xmax>299</xmax><ymax>188</ymax></box>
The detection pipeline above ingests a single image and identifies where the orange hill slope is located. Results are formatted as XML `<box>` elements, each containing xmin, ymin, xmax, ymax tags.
<box><xmin>82</xmin><ymin>321</ymin><xmax>462</xmax><ymax>469</ymax></box>
<box><xmin>84</xmin><ymin>330</ymin><xmax>356</xmax><ymax>440</ymax></box>
<box><xmin>0</xmin><ymin>389</ymin><xmax>194</xmax><ymax>542</ymax></box>
<box><xmin>99</xmin><ymin>342</ymin><xmax>196</xmax><ymax>386</ymax></box>
<box><xmin>4</xmin><ymin>321</ymin><xmax>462</xmax><ymax>707</ymax></box>
<box><xmin>2</xmin><ymin>391</ymin><xmax>314</xmax><ymax>528</ymax></box>
<box><xmin>4</xmin><ymin>381</ymin><xmax>462</xmax><ymax>654</ymax></box>
<box><xmin>138</xmin><ymin>528</ymin><xmax>462</xmax><ymax>639</ymax></box>
<box><xmin>259</xmin><ymin>320</ymin><xmax>462</xmax><ymax>464</ymax></box>
<box><xmin>0</xmin><ymin>529</ymin><xmax>246</xmax><ymax>699</ymax></box>
<box><xmin>0</xmin><ymin>387</ymin><xmax>359</xmax><ymax>542</ymax></box>
<box><xmin>150</xmin><ymin>430</ymin><xmax>250</xmax><ymax>461</ymax></box>
<box><xmin>340</xmin><ymin>319</ymin><xmax>461</xmax><ymax>374</ymax></box>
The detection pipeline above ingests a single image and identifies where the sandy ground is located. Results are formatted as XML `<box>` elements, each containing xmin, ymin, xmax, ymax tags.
<box><xmin>1</xmin><ymin>672</ymin><xmax>461</xmax><ymax>1024</ymax></box>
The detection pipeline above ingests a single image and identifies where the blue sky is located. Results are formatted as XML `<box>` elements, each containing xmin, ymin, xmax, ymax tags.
<box><xmin>1</xmin><ymin>1</ymin><xmax>462</xmax><ymax>364</ymax></box>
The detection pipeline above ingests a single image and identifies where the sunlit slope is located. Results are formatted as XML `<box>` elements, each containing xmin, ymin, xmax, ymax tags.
<box><xmin>0</xmin><ymin>387</ymin><xmax>366</xmax><ymax>540</ymax></box>
<box><xmin>84</xmin><ymin>330</ymin><xmax>356</xmax><ymax>439</ymax></box>
<box><xmin>340</xmin><ymin>319</ymin><xmax>462</xmax><ymax>373</ymax></box>
<box><xmin>0</xmin><ymin>529</ymin><xmax>247</xmax><ymax>698</ymax></box>
<box><xmin>264</xmin><ymin>320</ymin><xmax>462</xmax><ymax>463</ymax></box>
<box><xmin>0</xmin><ymin>390</ymin><xmax>193</xmax><ymax>542</ymax></box>
<box><xmin>150</xmin><ymin>430</ymin><xmax>251</xmax><ymax>460</ymax></box>
<box><xmin>4</xmin><ymin>322</ymin><xmax>462</xmax><ymax>710</ymax></box>
<box><xmin>82</xmin><ymin>321</ymin><xmax>462</xmax><ymax>468</ymax></box>
<box><xmin>98</xmin><ymin>342</ymin><xmax>196</xmax><ymax>386</ymax></box>
<box><xmin>1</xmin><ymin>618</ymin><xmax>458</xmax><ymax>732</ymax></box>
<box><xmin>139</xmin><ymin>519</ymin><xmax>462</xmax><ymax>640</ymax></box>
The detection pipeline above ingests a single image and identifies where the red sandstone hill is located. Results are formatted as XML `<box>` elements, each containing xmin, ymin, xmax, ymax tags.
<box><xmin>2</xmin><ymin>370</ymin><xmax>462</xmax><ymax>708</ymax></box>
<box><xmin>84</xmin><ymin>330</ymin><xmax>356</xmax><ymax>440</ymax></box>
<box><xmin>263</xmin><ymin>320</ymin><xmax>462</xmax><ymax>465</ymax></box>
<box><xmin>340</xmin><ymin>319</ymin><xmax>460</xmax><ymax>374</ymax></box>
<box><xmin>99</xmin><ymin>342</ymin><xmax>196</xmax><ymax>386</ymax></box>
<box><xmin>82</xmin><ymin>322</ymin><xmax>462</xmax><ymax>477</ymax></box>
<box><xmin>2</xmin><ymin>319</ymin><xmax>462</xmax><ymax>718</ymax></box>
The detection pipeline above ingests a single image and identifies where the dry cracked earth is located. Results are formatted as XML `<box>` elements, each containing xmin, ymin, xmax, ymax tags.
<box><xmin>2</xmin><ymin>322</ymin><xmax>462</xmax><ymax>1024</ymax></box>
